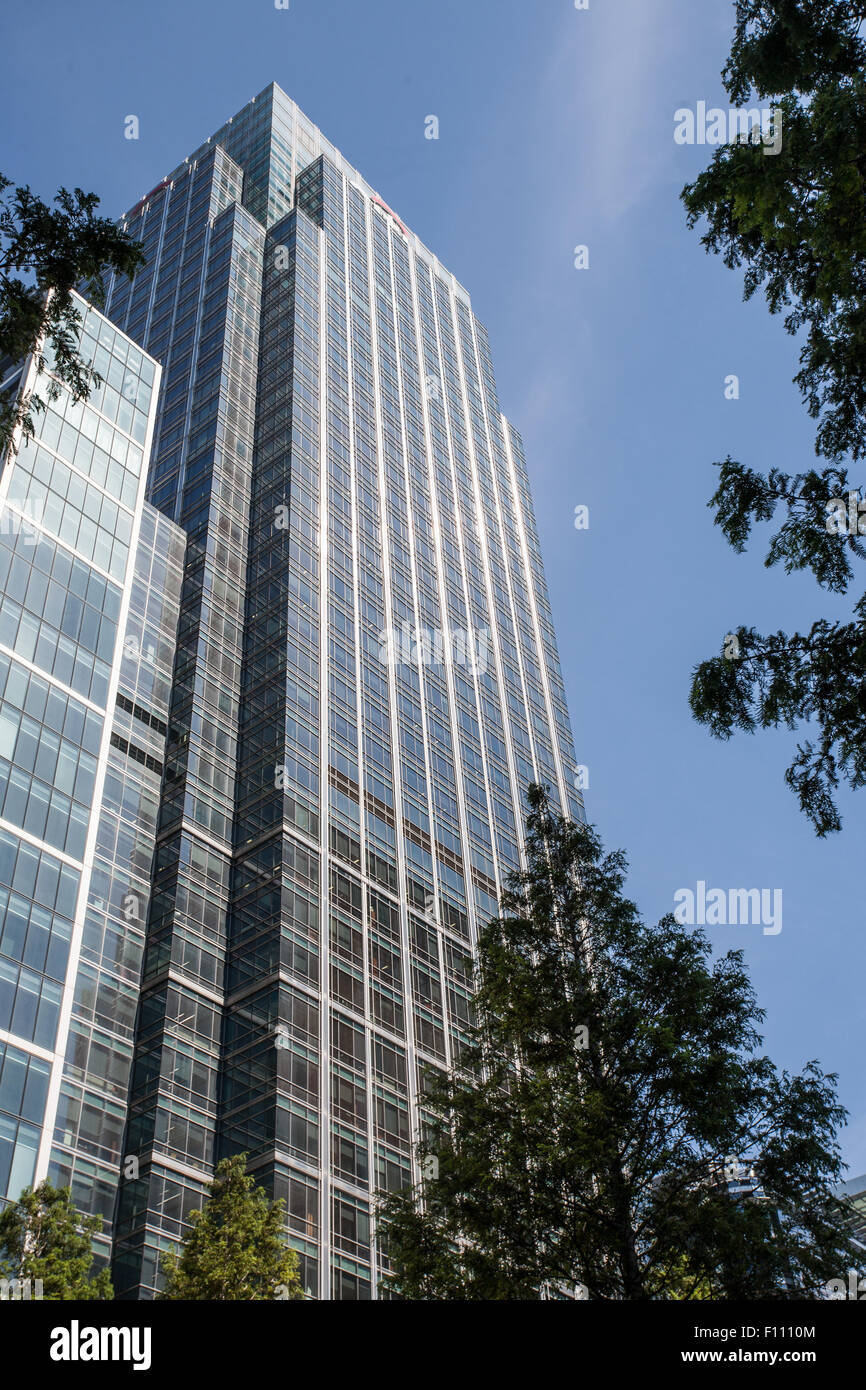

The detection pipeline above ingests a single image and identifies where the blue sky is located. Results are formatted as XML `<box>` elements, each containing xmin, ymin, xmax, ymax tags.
<box><xmin>3</xmin><ymin>0</ymin><xmax>863</xmax><ymax>1174</ymax></box>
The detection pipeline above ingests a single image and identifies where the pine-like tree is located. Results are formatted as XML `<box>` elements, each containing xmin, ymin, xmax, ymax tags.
<box><xmin>159</xmin><ymin>1154</ymin><xmax>304</xmax><ymax>1300</ymax></box>
<box><xmin>0</xmin><ymin>1180</ymin><xmax>112</xmax><ymax>1299</ymax></box>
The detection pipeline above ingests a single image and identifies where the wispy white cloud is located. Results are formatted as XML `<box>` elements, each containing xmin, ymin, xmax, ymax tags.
<box><xmin>539</xmin><ymin>0</ymin><xmax>702</xmax><ymax>226</ymax></box>
<box><xmin>504</xmin><ymin>0</ymin><xmax>707</xmax><ymax>429</ymax></box>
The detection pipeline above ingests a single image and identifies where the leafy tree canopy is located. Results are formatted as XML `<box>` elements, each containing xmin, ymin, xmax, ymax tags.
<box><xmin>682</xmin><ymin>0</ymin><xmax>866</xmax><ymax>833</ymax></box>
<box><xmin>0</xmin><ymin>173</ymin><xmax>142</xmax><ymax>457</ymax></box>
<box><xmin>379</xmin><ymin>788</ymin><xmax>860</xmax><ymax>1300</ymax></box>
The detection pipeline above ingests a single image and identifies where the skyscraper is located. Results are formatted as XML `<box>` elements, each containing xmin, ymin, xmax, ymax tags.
<box><xmin>3</xmin><ymin>82</ymin><xmax>584</xmax><ymax>1300</ymax></box>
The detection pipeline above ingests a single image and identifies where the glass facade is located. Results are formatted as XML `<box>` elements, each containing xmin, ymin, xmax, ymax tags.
<box><xmin>0</xmin><ymin>296</ymin><xmax>184</xmax><ymax>1275</ymax></box>
<box><xmin>98</xmin><ymin>84</ymin><xmax>584</xmax><ymax>1300</ymax></box>
<box><xmin>3</xmin><ymin>84</ymin><xmax>583</xmax><ymax>1299</ymax></box>
<box><xmin>840</xmin><ymin>1174</ymin><xmax>866</xmax><ymax>1255</ymax></box>
<box><xmin>48</xmin><ymin>502</ymin><xmax>184</xmax><ymax>1269</ymax></box>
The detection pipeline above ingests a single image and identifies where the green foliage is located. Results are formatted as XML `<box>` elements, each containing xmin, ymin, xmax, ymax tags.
<box><xmin>378</xmin><ymin>787</ymin><xmax>860</xmax><ymax>1300</ymax></box>
<box><xmin>0</xmin><ymin>173</ymin><xmax>143</xmax><ymax>457</ymax></box>
<box><xmin>159</xmin><ymin>1154</ymin><xmax>304</xmax><ymax>1301</ymax></box>
<box><xmin>721</xmin><ymin>0</ymin><xmax>866</xmax><ymax>106</ymax></box>
<box><xmin>683</xmin><ymin>1</ymin><xmax>866</xmax><ymax>462</ymax></box>
<box><xmin>0</xmin><ymin>1180</ymin><xmax>112</xmax><ymax>1299</ymax></box>
<box><xmin>690</xmin><ymin>600</ymin><xmax>866</xmax><ymax>837</ymax></box>
<box><xmin>682</xmin><ymin>0</ymin><xmax>866</xmax><ymax>832</ymax></box>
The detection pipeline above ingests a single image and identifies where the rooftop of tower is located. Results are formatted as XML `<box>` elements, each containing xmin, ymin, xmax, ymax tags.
<box><xmin>124</xmin><ymin>81</ymin><xmax>471</xmax><ymax>306</ymax></box>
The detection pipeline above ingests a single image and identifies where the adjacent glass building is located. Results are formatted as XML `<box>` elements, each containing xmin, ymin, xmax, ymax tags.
<box><xmin>0</xmin><ymin>295</ymin><xmax>185</xmax><ymax>1273</ymax></box>
<box><xmin>3</xmin><ymin>84</ymin><xmax>584</xmax><ymax>1299</ymax></box>
<box><xmin>839</xmin><ymin>1174</ymin><xmax>866</xmax><ymax>1256</ymax></box>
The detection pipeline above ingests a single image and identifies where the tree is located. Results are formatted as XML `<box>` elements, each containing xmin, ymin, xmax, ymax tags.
<box><xmin>0</xmin><ymin>173</ymin><xmax>143</xmax><ymax>457</ymax></box>
<box><xmin>378</xmin><ymin>786</ymin><xmax>860</xmax><ymax>1300</ymax></box>
<box><xmin>0</xmin><ymin>1180</ymin><xmax>112</xmax><ymax>1299</ymax></box>
<box><xmin>159</xmin><ymin>1154</ymin><xmax>304</xmax><ymax>1300</ymax></box>
<box><xmin>681</xmin><ymin>0</ymin><xmax>866</xmax><ymax>834</ymax></box>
